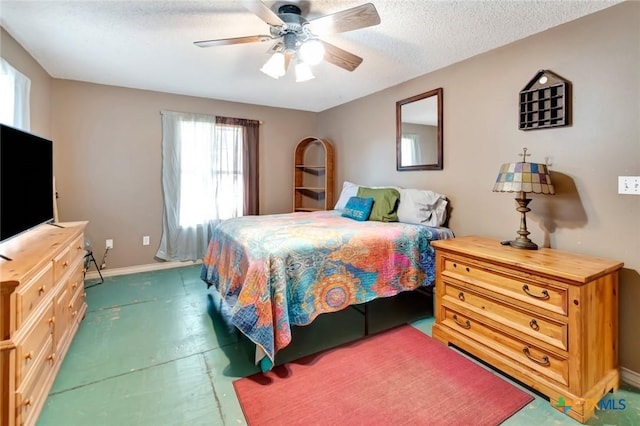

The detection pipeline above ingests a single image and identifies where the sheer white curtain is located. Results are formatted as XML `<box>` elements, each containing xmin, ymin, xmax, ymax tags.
<box><xmin>156</xmin><ymin>110</ymin><xmax>244</xmax><ymax>261</ymax></box>
<box><xmin>0</xmin><ymin>57</ymin><xmax>31</xmax><ymax>130</ymax></box>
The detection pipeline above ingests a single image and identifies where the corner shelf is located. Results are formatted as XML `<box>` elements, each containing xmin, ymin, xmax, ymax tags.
<box><xmin>293</xmin><ymin>137</ymin><xmax>335</xmax><ymax>212</ymax></box>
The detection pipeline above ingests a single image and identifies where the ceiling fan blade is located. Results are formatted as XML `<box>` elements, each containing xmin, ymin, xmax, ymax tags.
<box><xmin>240</xmin><ymin>0</ymin><xmax>285</xmax><ymax>27</ymax></box>
<box><xmin>320</xmin><ymin>41</ymin><xmax>363</xmax><ymax>72</ymax></box>
<box><xmin>307</xmin><ymin>3</ymin><xmax>381</xmax><ymax>36</ymax></box>
<box><xmin>194</xmin><ymin>35</ymin><xmax>274</xmax><ymax>48</ymax></box>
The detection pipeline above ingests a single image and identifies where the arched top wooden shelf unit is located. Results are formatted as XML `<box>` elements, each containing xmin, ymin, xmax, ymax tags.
<box><xmin>293</xmin><ymin>137</ymin><xmax>335</xmax><ymax>212</ymax></box>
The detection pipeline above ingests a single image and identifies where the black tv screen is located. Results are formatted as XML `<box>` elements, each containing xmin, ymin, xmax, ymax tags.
<box><xmin>0</xmin><ymin>124</ymin><xmax>54</xmax><ymax>242</ymax></box>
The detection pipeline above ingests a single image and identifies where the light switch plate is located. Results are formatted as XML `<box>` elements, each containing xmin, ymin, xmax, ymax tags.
<box><xmin>618</xmin><ymin>176</ymin><xmax>640</xmax><ymax>195</ymax></box>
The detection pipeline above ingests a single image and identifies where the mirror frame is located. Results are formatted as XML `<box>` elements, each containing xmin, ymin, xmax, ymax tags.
<box><xmin>396</xmin><ymin>87</ymin><xmax>443</xmax><ymax>171</ymax></box>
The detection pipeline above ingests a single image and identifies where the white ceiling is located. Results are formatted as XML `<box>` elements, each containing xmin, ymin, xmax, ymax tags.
<box><xmin>0</xmin><ymin>0</ymin><xmax>622</xmax><ymax>112</ymax></box>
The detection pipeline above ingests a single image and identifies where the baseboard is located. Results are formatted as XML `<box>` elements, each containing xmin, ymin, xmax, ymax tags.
<box><xmin>85</xmin><ymin>259</ymin><xmax>202</xmax><ymax>280</ymax></box>
<box><xmin>621</xmin><ymin>367</ymin><xmax>640</xmax><ymax>389</ymax></box>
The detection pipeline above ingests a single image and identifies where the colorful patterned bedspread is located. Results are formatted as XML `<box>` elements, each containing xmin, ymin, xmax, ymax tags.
<box><xmin>200</xmin><ymin>210</ymin><xmax>453</xmax><ymax>367</ymax></box>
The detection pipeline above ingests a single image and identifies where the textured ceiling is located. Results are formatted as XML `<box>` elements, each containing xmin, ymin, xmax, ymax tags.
<box><xmin>0</xmin><ymin>0</ymin><xmax>622</xmax><ymax>112</ymax></box>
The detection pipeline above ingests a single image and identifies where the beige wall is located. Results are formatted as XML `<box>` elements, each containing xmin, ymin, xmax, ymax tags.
<box><xmin>0</xmin><ymin>28</ymin><xmax>52</xmax><ymax>137</ymax></box>
<box><xmin>50</xmin><ymin>81</ymin><xmax>316</xmax><ymax>269</ymax></box>
<box><xmin>2</xmin><ymin>2</ymin><xmax>638</xmax><ymax>373</ymax></box>
<box><xmin>317</xmin><ymin>2</ymin><xmax>640</xmax><ymax>373</ymax></box>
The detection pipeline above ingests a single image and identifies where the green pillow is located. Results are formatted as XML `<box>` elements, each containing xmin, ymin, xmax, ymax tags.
<box><xmin>356</xmin><ymin>187</ymin><xmax>400</xmax><ymax>222</ymax></box>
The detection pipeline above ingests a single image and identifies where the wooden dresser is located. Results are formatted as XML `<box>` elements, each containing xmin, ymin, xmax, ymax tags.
<box><xmin>1</xmin><ymin>222</ymin><xmax>88</xmax><ymax>426</ymax></box>
<box><xmin>431</xmin><ymin>236</ymin><xmax>622</xmax><ymax>423</ymax></box>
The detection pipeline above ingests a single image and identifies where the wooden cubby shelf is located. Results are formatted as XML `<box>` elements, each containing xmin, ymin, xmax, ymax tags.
<box><xmin>519</xmin><ymin>70</ymin><xmax>571</xmax><ymax>131</ymax></box>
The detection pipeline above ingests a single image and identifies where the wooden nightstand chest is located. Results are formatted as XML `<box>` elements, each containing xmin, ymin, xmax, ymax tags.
<box><xmin>431</xmin><ymin>236</ymin><xmax>623</xmax><ymax>423</ymax></box>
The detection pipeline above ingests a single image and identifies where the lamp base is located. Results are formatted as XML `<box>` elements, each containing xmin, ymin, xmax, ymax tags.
<box><xmin>501</xmin><ymin>238</ymin><xmax>539</xmax><ymax>250</ymax></box>
<box><xmin>505</xmin><ymin>193</ymin><xmax>539</xmax><ymax>250</ymax></box>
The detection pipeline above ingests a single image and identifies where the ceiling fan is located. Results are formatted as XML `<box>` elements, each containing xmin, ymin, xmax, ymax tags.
<box><xmin>194</xmin><ymin>0</ymin><xmax>381</xmax><ymax>81</ymax></box>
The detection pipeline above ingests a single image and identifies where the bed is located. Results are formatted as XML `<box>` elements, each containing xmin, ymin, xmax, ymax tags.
<box><xmin>200</xmin><ymin>207</ymin><xmax>453</xmax><ymax>371</ymax></box>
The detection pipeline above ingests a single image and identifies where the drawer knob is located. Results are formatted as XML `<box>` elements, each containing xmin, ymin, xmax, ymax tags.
<box><xmin>529</xmin><ymin>319</ymin><xmax>540</xmax><ymax>331</ymax></box>
<box><xmin>24</xmin><ymin>398</ymin><xmax>32</xmax><ymax>407</ymax></box>
<box><xmin>72</xmin><ymin>282</ymin><xmax>78</xmax><ymax>289</ymax></box>
<box><xmin>523</xmin><ymin>346</ymin><xmax>550</xmax><ymax>366</ymax></box>
<box><xmin>47</xmin><ymin>353</ymin><xmax>56</xmax><ymax>363</ymax></box>
<box><xmin>465</xmin><ymin>267</ymin><xmax>470</xmax><ymax>272</ymax></box>
<box><xmin>38</xmin><ymin>285</ymin><xmax>46</xmax><ymax>294</ymax></box>
<box><xmin>458</xmin><ymin>292</ymin><xmax>465</xmax><ymax>301</ymax></box>
<box><xmin>63</xmin><ymin>261</ymin><xmax>69</xmax><ymax>268</ymax></box>
<box><xmin>49</xmin><ymin>316</ymin><xmax>55</xmax><ymax>325</ymax></box>
<box><xmin>24</xmin><ymin>351</ymin><xmax>33</xmax><ymax>361</ymax></box>
<box><xmin>522</xmin><ymin>284</ymin><xmax>550</xmax><ymax>300</ymax></box>
<box><xmin>452</xmin><ymin>314</ymin><xmax>471</xmax><ymax>329</ymax></box>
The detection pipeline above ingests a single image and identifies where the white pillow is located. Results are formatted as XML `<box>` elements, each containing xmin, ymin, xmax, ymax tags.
<box><xmin>397</xmin><ymin>188</ymin><xmax>448</xmax><ymax>227</ymax></box>
<box><xmin>334</xmin><ymin>181</ymin><xmax>360</xmax><ymax>210</ymax></box>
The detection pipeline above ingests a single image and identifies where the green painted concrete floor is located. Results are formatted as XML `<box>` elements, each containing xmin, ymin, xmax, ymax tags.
<box><xmin>38</xmin><ymin>265</ymin><xmax>639</xmax><ymax>425</ymax></box>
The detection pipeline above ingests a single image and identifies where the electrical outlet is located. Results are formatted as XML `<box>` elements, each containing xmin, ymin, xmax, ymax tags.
<box><xmin>618</xmin><ymin>176</ymin><xmax>640</xmax><ymax>195</ymax></box>
<box><xmin>106</xmin><ymin>239</ymin><xmax>113</xmax><ymax>249</ymax></box>
<box><xmin>143</xmin><ymin>236</ymin><xmax>150</xmax><ymax>246</ymax></box>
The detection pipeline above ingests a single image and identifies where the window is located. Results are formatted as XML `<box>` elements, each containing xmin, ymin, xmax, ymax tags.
<box><xmin>0</xmin><ymin>57</ymin><xmax>31</xmax><ymax>130</ymax></box>
<box><xmin>178</xmin><ymin>120</ymin><xmax>243</xmax><ymax>227</ymax></box>
<box><xmin>400</xmin><ymin>134</ymin><xmax>421</xmax><ymax>166</ymax></box>
<box><xmin>157</xmin><ymin>111</ymin><xmax>259</xmax><ymax>261</ymax></box>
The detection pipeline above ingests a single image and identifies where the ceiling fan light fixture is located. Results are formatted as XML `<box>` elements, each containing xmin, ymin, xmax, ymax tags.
<box><xmin>295</xmin><ymin>62</ymin><xmax>315</xmax><ymax>82</ymax></box>
<box><xmin>299</xmin><ymin>39</ymin><xmax>325</xmax><ymax>65</ymax></box>
<box><xmin>260</xmin><ymin>52</ymin><xmax>286</xmax><ymax>79</ymax></box>
<box><xmin>195</xmin><ymin>2</ymin><xmax>381</xmax><ymax>77</ymax></box>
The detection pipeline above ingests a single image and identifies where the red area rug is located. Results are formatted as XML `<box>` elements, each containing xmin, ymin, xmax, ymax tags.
<box><xmin>233</xmin><ymin>325</ymin><xmax>533</xmax><ymax>426</ymax></box>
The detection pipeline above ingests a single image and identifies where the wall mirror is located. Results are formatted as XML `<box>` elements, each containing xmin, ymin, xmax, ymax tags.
<box><xmin>396</xmin><ymin>87</ymin><xmax>443</xmax><ymax>171</ymax></box>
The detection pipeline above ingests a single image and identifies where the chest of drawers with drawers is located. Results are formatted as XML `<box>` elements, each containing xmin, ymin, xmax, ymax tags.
<box><xmin>431</xmin><ymin>236</ymin><xmax>622</xmax><ymax>424</ymax></box>
<box><xmin>1</xmin><ymin>222</ymin><xmax>88</xmax><ymax>426</ymax></box>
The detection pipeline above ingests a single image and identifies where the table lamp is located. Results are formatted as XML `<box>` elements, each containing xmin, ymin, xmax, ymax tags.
<box><xmin>493</xmin><ymin>148</ymin><xmax>554</xmax><ymax>249</ymax></box>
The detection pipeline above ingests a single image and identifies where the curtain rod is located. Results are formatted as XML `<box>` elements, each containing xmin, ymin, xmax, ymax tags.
<box><xmin>159</xmin><ymin>110</ymin><xmax>262</xmax><ymax>124</ymax></box>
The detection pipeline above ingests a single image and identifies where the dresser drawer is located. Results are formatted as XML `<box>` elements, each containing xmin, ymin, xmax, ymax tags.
<box><xmin>53</xmin><ymin>246</ymin><xmax>71</xmax><ymax>283</ymax></box>
<box><xmin>67</xmin><ymin>265</ymin><xmax>84</xmax><ymax>295</ymax></box>
<box><xmin>68</xmin><ymin>286</ymin><xmax>86</xmax><ymax>324</ymax></box>
<box><xmin>16</xmin><ymin>306</ymin><xmax>54</xmax><ymax>386</ymax></box>
<box><xmin>67</xmin><ymin>263</ymin><xmax>85</xmax><ymax>323</ymax></box>
<box><xmin>69</xmin><ymin>234</ymin><xmax>85</xmax><ymax>264</ymax></box>
<box><xmin>441</xmin><ymin>307</ymin><xmax>569</xmax><ymax>386</ymax></box>
<box><xmin>442</xmin><ymin>258</ymin><xmax>568</xmax><ymax>316</ymax></box>
<box><xmin>16</xmin><ymin>334</ymin><xmax>54</xmax><ymax>426</ymax></box>
<box><xmin>16</xmin><ymin>263</ymin><xmax>53</xmax><ymax>329</ymax></box>
<box><xmin>443</xmin><ymin>283</ymin><xmax>568</xmax><ymax>351</ymax></box>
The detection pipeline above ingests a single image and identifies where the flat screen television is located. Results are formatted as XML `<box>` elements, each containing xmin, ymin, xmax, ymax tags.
<box><xmin>0</xmin><ymin>124</ymin><xmax>54</xmax><ymax>243</ymax></box>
